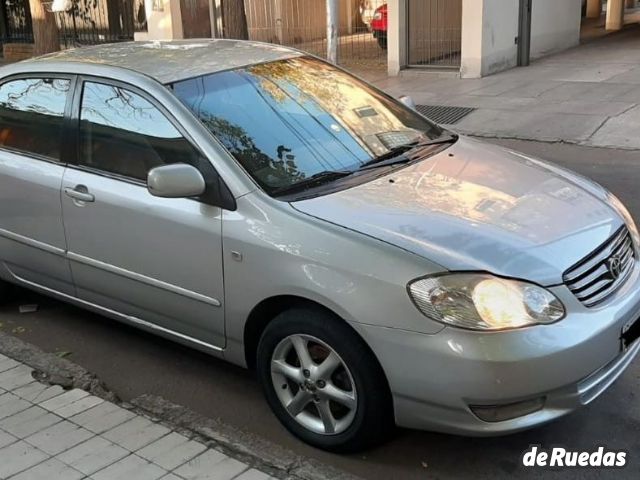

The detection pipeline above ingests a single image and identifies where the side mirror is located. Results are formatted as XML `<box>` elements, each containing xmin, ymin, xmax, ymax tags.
<box><xmin>147</xmin><ymin>164</ymin><xmax>206</xmax><ymax>198</ymax></box>
<box><xmin>398</xmin><ymin>95</ymin><xmax>417</xmax><ymax>110</ymax></box>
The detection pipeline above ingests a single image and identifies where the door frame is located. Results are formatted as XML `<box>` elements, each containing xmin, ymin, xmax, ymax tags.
<box><xmin>65</xmin><ymin>74</ymin><xmax>234</xmax><ymax>209</ymax></box>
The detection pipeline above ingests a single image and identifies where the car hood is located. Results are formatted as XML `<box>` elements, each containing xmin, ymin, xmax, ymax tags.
<box><xmin>292</xmin><ymin>136</ymin><xmax>623</xmax><ymax>286</ymax></box>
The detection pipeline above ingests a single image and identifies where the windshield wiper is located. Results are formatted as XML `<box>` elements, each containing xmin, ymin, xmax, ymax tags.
<box><xmin>357</xmin><ymin>144</ymin><xmax>419</xmax><ymax>170</ymax></box>
<box><xmin>420</xmin><ymin>133</ymin><xmax>459</xmax><ymax>146</ymax></box>
<box><xmin>357</xmin><ymin>133</ymin><xmax>459</xmax><ymax>172</ymax></box>
<box><xmin>271</xmin><ymin>170</ymin><xmax>353</xmax><ymax>197</ymax></box>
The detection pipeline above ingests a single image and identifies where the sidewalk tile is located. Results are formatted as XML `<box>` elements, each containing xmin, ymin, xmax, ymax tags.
<box><xmin>0</xmin><ymin>365</ymin><xmax>36</xmax><ymax>390</ymax></box>
<box><xmin>9</xmin><ymin>457</ymin><xmax>85</xmax><ymax>480</ymax></box>
<box><xmin>54</xmin><ymin>395</ymin><xmax>104</xmax><ymax>418</ymax></box>
<box><xmin>56</xmin><ymin>435</ymin><xmax>129</xmax><ymax>475</ymax></box>
<box><xmin>102</xmin><ymin>416</ymin><xmax>171</xmax><ymax>452</ymax></box>
<box><xmin>0</xmin><ymin>440</ymin><xmax>49</xmax><ymax>478</ymax></box>
<box><xmin>234</xmin><ymin>469</ymin><xmax>273</xmax><ymax>480</ymax></box>
<box><xmin>26</xmin><ymin>419</ymin><xmax>94</xmax><ymax>455</ymax></box>
<box><xmin>0</xmin><ymin>393</ymin><xmax>31</xmax><ymax>420</ymax></box>
<box><xmin>0</xmin><ymin>356</ymin><xmax>20</xmax><ymax>373</ymax></box>
<box><xmin>0</xmin><ymin>428</ymin><xmax>18</xmax><ymax>449</ymax></box>
<box><xmin>173</xmin><ymin>449</ymin><xmax>226</xmax><ymax>476</ymax></box>
<box><xmin>69</xmin><ymin>401</ymin><xmax>136</xmax><ymax>434</ymax></box>
<box><xmin>12</xmin><ymin>382</ymin><xmax>65</xmax><ymax>403</ymax></box>
<box><xmin>91</xmin><ymin>454</ymin><xmax>167</xmax><ymax>480</ymax></box>
<box><xmin>174</xmin><ymin>450</ymin><xmax>248</xmax><ymax>480</ymax></box>
<box><xmin>39</xmin><ymin>388</ymin><xmax>89</xmax><ymax>412</ymax></box>
<box><xmin>159</xmin><ymin>475</ymin><xmax>183</xmax><ymax>480</ymax></box>
<box><xmin>137</xmin><ymin>432</ymin><xmax>207</xmax><ymax>470</ymax></box>
<box><xmin>0</xmin><ymin>405</ymin><xmax>61</xmax><ymax>437</ymax></box>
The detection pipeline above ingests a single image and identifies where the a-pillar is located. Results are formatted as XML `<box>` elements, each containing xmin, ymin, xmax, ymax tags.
<box><xmin>586</xmin><ymin>0</ymin><xmax>603</xmax><ymax>18</ymax></box>
<box><xmin>606</xmin><ymin>0</ymin><xmax>625</xmax><ymax>30</ymax></box>
<box><xmin>134</xmin><ymin>0</ymin><xmax>184</xmax><ymax>40</ymax></box>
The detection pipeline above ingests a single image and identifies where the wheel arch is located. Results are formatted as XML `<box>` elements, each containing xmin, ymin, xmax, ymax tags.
<box><xmin>244</xmin><ymin>295</ymin><xmax>331</xmax><ymax>370</ymax></box>
<box><xmin>243</xmin><ymin>295</ymin><xmax>389</xmax><ymax>397</ymax></box>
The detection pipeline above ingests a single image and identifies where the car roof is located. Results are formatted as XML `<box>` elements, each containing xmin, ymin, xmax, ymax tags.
<box><xmin>24</xmin><ymin>39</ymin><xmax>303</xmax><ymax>84</ymax></box>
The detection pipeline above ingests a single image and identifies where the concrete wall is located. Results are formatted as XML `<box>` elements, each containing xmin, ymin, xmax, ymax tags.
<box><xmin>387</xmin><ymin>0</ymin><xmax>405</xmax><ymax>75</ymax></box>
<box><xmin>460</xmin><ymin>0</ymin><xmax>518</xmax><ymax>78</ymax></box>
<box><xmin>530</xmin><ymin>0</ymin><xmax>582</xmax><ymax>59</ymax></box>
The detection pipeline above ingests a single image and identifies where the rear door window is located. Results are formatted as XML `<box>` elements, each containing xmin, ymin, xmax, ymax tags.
<box><xmin>0</xmin><ymin>77</ymin><xmax>71</xmax><ymax>160</ymax></box>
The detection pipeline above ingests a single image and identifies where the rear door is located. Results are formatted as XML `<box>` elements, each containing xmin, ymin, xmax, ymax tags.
<box><xmin>60</xmin><ymin>78</ymin><xmax>225</xmax><ymax>348</ymax></box>
<box><xmin>0</xmin><ymin>75</ymin><xmax>75</xmax><ymax>295</ymax></box>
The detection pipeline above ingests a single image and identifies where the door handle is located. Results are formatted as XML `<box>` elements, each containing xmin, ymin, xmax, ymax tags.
<box><xmin>64</xmin><ymin>186</ymin><xmax>95</xmax><ymax>203</ymax></box>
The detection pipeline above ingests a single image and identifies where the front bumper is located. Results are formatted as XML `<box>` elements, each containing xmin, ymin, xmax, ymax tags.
<box><xmin>355</xmin><ymin>262</ymin><xmax>640</xmax><ymax>436</ymax></box>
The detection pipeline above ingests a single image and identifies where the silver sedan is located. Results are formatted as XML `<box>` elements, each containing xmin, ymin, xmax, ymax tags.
<box><xmin>0</xmin><ymin>40</ymin><xmax>638</xmax><ymax>452</ymax></box>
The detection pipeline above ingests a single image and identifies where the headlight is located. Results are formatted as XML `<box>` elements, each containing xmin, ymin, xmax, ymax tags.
<box><xmin>408</xmin><ymin>274</ymin><xmax>565</xmax><ymax>331</ymax></box>
<box><xmin>373</xmin><ymin>12</ymin><xmax>383</xmax><ymax>20</ymax></box>
<box><xmin>608</xmin><ymin>193</ymin><xmax>639</xmax><ymax>250</ymax></box>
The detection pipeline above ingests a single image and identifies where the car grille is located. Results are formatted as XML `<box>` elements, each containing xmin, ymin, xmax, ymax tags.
<box><xmin>564</xmin><ymin>226</ymin><xmax>636</xmax><ymax>308</ymax></box>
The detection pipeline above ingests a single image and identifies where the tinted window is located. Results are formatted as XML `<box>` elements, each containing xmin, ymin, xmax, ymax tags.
<box><xmin>171</xmin><ymin>56</ymin><xmax>441</xmax><ymax>195</ymax></box>
<box><xmin>0</xmin><ymin>78</ymin><xmax>70</xmax><ymax>160</ymax></box>
<box><xmin>79</xmin><ymin>82</ymin><xmax>201</xmax><ymax>181</ymax></box>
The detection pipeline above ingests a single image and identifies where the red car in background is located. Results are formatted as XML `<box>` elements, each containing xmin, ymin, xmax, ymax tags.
<box><xmin>371</xmin><ymin>4</ymin><xmax>388</xmax><ymax>49</ymax></box>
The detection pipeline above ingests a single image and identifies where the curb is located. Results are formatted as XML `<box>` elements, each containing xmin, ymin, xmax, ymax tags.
<box><xmin>0</xmin><ymin>331</ymin><xmax>362</xmax><ymax>480</ymax></box>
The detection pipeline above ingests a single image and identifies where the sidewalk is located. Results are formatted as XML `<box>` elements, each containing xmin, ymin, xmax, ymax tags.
<box><xmin>0</xmin><ymin>353</ymin><xmax>273</xmax><ymax>480</ymax></box>
<box><xmin>364</xmin><ymin>24</ymin><xmax>640</xmax><ymax>150</ymax></box>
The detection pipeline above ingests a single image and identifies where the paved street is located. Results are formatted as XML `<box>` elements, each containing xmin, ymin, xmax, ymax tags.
<box><xmin>0</xmin><ymin>354</ymin><xmax>274</xmax><ymax>480</ymax></box>
<box><xmin>1</xmin><ymin>139</ymin><xmax>638</xmax><ymax>479</ymax></box>
<box><xmin>362</xmin><ymin>23</ymin><xmax>640</xmax><ymax>150</ymax></box>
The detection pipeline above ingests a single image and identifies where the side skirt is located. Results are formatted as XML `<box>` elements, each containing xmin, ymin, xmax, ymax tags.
<box><xmin>7</xmin><ymin>274</ymin><xmax>226</xmax><ymax>359</ymax></box>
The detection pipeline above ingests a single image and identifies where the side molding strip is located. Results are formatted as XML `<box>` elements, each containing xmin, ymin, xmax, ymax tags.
<box><xmin>67</xmin><ymin>252</ymin><xmax>222</xmax><ymax>307</ymax></box>
<box><xmin>0</xmin><ymin>230</ymin><xmax>221</xmax><ymax>307</ymax></box>
<box><xmin>0</xmin><ymin>228</ymin><xmax>65</xmax><ymax>256</ymax></box>
<box><xmin>12</xmin><ymin>274</ymin><xmax>224</xmax><ymax>353</ymax></box>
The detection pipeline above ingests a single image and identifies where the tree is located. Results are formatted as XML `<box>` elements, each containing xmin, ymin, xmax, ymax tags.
<box><xmin>221</xmin><ymin>0</ymin><xmax>248</xmax><ymax>39</ymax></box>
<box><xmin>28</xmin><ymin>0</ymin><xmax>60</xmax><ymax>55</ymax></box>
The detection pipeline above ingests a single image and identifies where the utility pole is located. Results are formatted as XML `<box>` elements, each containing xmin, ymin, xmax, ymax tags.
<box><xmin>327</xmin><ymin>0</ymin><xmax>338</xmax><ymax>64</ymax></box>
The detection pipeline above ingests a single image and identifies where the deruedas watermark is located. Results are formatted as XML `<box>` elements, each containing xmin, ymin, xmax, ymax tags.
<box><xmin>521</xmin><ymin>445</ymin><xmax>627</xmax><ymax>468</ymax></box>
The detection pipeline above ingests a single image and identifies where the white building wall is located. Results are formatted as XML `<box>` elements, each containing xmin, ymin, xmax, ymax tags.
<box><xmin>135</xmin><ymin>0</ymin><xmax>184</xmax><ymax>41</ymax></box>
<box><xmin>530</xmin><ymin>0</ymin><xmax>582</xmax><ymax>59</ymax></box>
<box><xmin>480</xmin><ymin>0</ymin><xmax>519</xmax><ymax>75</ymax></box>
<box><xmin>461</xmin><ymin>0</ymin><xmax>519</xmax><ymax>78</ymax></box>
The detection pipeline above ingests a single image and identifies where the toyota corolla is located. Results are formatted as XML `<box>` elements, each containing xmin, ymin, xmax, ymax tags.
<box><xmin>0</xmin><ymin>40</ymin><xmax>638</xmax><ymax>452</ymax></box>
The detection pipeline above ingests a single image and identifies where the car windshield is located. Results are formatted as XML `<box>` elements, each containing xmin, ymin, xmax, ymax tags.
<box><xmin>171</xmin><ymin>56</ymin><xmax>443</xmax><ymax>196</ymax></box>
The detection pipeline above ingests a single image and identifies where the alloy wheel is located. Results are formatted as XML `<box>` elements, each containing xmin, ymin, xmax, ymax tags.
<box><xmin>270</xmin><ymin>334</ymin><xmax>357</xmax><ymax>435</ymax></box>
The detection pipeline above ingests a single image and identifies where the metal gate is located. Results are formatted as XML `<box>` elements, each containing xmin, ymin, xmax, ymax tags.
<box><xmin>2</xmin><ymin>0</ymin><xmax>34</xmax><ymax>43</ymax></box>
<box><xmin>239</xmin><ymin>0</ymin><xmax>387</xmax><ymax>69</ymax></box>
<box><xmin>407</xmin><ymin>0</ymin><xmax>462</xmax><ymax>68</ymax></box>
<box><xmin>56</xmin><ymin>0</ymin><xmax>146</xmax><ymax>48</ymax></box>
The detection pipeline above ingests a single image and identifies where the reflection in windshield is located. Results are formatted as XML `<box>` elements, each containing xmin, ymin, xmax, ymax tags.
<box><xmin>172</xmin><ymin>57</ymin><xmax>441</xmax><ymax>194</ymax></box>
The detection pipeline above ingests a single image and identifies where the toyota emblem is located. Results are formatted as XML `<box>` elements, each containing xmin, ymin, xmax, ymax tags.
<box><xmin>607</xmin><ymin>255</ymin><xmax>624</xmax><ymax>280</ymax></box>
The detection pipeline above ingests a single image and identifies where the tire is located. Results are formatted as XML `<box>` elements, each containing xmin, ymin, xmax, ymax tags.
<box><xmin>257</xmin><ymin>307</ymin><xmax>394</xmax><ymax>452</ymax></box>
<box><xmin>376</xmin><ymin>34</ymin><xmax>388</xmax><ymax>50</ymax></box>
<box><xmin>0</xmin><ymin>280</ymin><xmax>9</xmax><ymax>304</ymax></box>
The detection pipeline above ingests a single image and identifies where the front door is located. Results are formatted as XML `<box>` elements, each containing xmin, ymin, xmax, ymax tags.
<box><xmin>60</xmin><ymin>79</ymin><xmax>225</xmax><ymax>348</ymax></box>
<box><xmin>0</xmin><ymin>76</ymin><xmax>74</xmax><ymax>295</ymax></box>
